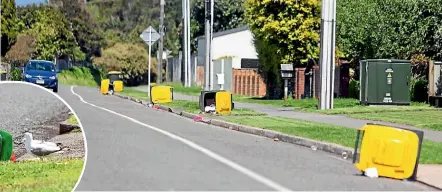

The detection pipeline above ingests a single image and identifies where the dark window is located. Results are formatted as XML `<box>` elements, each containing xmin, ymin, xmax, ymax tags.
<box><xmin>26</xmin><ymin>61</ymin><xmax>55</xmax><ymax>72</ymax></box>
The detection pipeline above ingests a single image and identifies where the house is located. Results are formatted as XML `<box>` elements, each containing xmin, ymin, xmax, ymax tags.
<box><xmin>195</xmin><ymin>26</ymin><xmax>266</xmax><ymax>97</ymax></box>
<box><xmin>196</xmin><ymin>26</ymin><xmax>258</xmax><ymax>69</ymax></box>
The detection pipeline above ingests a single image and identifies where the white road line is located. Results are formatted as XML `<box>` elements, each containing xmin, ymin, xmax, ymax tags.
<box><xmin>70</xmin><ymin>85</ymin><xmax>292</xmax><ymax>192</ymax></box>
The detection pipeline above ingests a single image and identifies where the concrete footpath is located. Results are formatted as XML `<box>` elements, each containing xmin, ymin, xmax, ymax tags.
<box><xmin>417</xmin><ymin>164</ymin><xmax>442</xmax><ymax>190</ymax></box>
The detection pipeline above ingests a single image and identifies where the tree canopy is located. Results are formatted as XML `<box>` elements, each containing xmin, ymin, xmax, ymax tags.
<box><xmin>245</xmin><ymin>0</ymin><xmax>321</xmax><ymax>65</ymax></box>
<box><xmin>337</xmin><ymin>0</ymin><xmax>442</xmax><ymax>62</ymax></box>
<box><xmin>15</xmin><ymin>5</ymin><xmax>80</xmax><ymax>61</ymax></box>
<box><xmin>93</xmin><ymin>42</ymin><xmax>157</xmax><ymax>86</ymax></box>
<box><xmin>1</xmin><ymin>0</ymin><xmax>18</xmax><ymax>56</ymax></box>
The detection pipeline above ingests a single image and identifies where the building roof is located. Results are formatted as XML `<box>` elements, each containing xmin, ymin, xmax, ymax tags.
<box><xmin>196</xmin><ymin>26</ymin><xmax>249</xmax><ymax>40</ymax></box>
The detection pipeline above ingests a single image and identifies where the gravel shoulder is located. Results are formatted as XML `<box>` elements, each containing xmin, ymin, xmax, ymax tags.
<box><xmin>0</xmin><ymin>82</ymin><xmax>85</xmax><ymax>159</ymax></box>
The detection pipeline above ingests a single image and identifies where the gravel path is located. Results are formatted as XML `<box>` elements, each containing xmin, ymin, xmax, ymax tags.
<box><xmin>0</xmin><ymin>82</ymin><xmax>73</xmax><ymax>158</ymax></box>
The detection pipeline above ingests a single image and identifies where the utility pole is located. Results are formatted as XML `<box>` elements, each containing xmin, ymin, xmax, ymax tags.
<box><xmin>158</xmin><ymin>0</ymin><xmax>165</xmax><ymax>84</ymax></box>
<box><xmin>318</xmin><ymin>0</ymin><xmax>337</xmax><ymax>110</ymax></box>
<box><xmin>209</xmin><ymin>0</ymin><xmax>214</xmax><ymax>90</ymax></box>
<box><xmin>182</xmin><ymin>0</ymin><xmax>188</xmax><ymax>87</ymax></box>
<box><xmin>186</xmin><ymin>0</ymin><xmax>191</xmax><ymax>87</ymax></box>
<box><xmin>204</xmin><ymin>0</ymin><xmax>211</xmax><ymax>91</ymax></box>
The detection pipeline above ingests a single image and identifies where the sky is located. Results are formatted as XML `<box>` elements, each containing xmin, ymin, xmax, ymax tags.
<box><xmin>16</xmin><ymin>0</ymin><xmax>47</xmax><ymax>6</ymax></box>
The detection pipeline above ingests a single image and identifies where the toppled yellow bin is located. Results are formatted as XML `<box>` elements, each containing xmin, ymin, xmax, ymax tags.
<box><xmin>150</xmin><ymin>85</ymin><xmax>173</xmax><ymax>104</ymax></box>
<box><xmin>353</xmin><ymin>123</ymin><xmax>423</xmax><ymax>180</ymax></box>
<box><xmin>100</xmin><ymin>71</ymin><xmax>124</xmax><ymax>95</ymax></box>
<box><xmin>199</xmin><ymin>90</ymin><xmax>234</xmax><ymax>115</ymax></box>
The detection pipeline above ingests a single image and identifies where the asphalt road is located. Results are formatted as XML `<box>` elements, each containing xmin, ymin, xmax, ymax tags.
<box><xmin>0</xmin><ymin>82</ymin><xmax>71</xmax><ymax>157</ymax></box>
<box><xmin>58</xmin><ymin>84</ymin><xmax>432</xmax><ymax>191</ymax></box>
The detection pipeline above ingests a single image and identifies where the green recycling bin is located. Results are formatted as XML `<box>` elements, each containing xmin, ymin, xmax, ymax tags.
<box><xmin>0</xmin><ymin>130</ymin><xmax>13</xmax><ymax>161</ymax></box>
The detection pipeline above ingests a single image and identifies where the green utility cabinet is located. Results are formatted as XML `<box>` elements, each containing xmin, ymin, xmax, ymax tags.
<box><xmin>359</xmin><ymin>59</ymin><xmax>411</xmax><ymax>105</ymax></box>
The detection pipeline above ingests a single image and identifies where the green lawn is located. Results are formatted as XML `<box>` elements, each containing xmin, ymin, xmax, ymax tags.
<box><xmin>349</xmin><ymin>110</ymin><xmax>442</xmax><ymax>131</ymax></box>
<box><xmin>0</xmin><ymin>158</ymin><xmax>85</xmax><ymax>192</ymax></box>
<box><xmin>67</xmin><ymin>115</ymin><xmax>79</xmax><ymax>125</ymax></box>
<box><xmin>160</xmin><ymin>82</ymin><xmax>202</xmax><ymax>96</ymax></box>
<box><xmin>58</xmin><ymin>67</ymin><xmax>103</xmax><ymax>87</ymax></box>
<box><xmin>162</xmin><ymin>100</ymin><xmax>265</xmax><ymax>116</ymax></box>
<box><xmin>118</xmin><ymin>87</ymin><xmax>149</xmax><ymax>100</ymax></box>
<box><xmin>222</xmin><ymin>116</ymin><xmax>442</xmax><ymax>164</ymax></box>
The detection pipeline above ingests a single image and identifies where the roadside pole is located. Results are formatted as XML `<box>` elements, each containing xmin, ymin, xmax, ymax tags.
<box><xmin>140</xmin><ymin>26</ymin><xmax>160</xmax><ymax>102</ymax></box>
<box><xmin>158</xmin><ymin>0</ymin><xmax>165</xmax><ymax>84</ymax></box>
<box><xmin>186</xmin><ymin>0</ymin><xmax>191</xmax><ymax>87</ymax></box>
<box><xmin>204</xmin><ymin>0</ymin><xmax>211</xmax><ymax>91</ymax></box>
<box><xmin>183</xmin><ymin>0</ymin><xmax>188</xmax><ymax>87</ymax></box>
<box><xmin>318</xmin><ymin>0</ymin><xmax>337</xmax><ymax>110</ymax></box>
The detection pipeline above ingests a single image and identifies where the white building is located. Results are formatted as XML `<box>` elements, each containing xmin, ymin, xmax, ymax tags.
<box><xmin>196</xmin><ymin>26</ymin><xmax>258</xmax><ymax>69</ymax></box>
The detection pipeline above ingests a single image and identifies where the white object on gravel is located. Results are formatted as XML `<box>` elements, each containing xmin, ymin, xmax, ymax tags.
<box><xmin>23</xmin><ymin>132</ymin><xmax>63</xmax><ymax>160</ymax></box>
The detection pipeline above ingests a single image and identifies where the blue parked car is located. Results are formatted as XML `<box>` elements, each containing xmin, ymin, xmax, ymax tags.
<box><xmin>22</xmin><ymin>60</ymin><xmax>60</xmax><ymax>93</ymax></box>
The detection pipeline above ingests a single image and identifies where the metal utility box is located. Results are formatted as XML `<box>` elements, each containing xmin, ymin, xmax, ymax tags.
<box><xmin>150</xmin><ymin>85</ymin><xmax>173</xmax><ymax>104</ymax></box>
<box><xmin>360</xmin><ymin>59</ymin><xmax>411</xmax><ymax>105</ymax></box>
<box><xmin>280</xmin><ymin>64</ymin><xmax>294</xmax><ymax>78</ymax></box>
<box><xmin>199</xmin><ymin>90</ymin><xmax>234</xmax><ymax>114</ymax></box>
<box><xmin>353</xmin><ymin>123</ymin><xmax>423</xmax><ymax>180</ymax></box>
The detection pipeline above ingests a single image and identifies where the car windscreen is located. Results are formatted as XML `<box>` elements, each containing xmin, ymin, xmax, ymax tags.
<box><xmin>25</xmin><ymin>61</ymin><xmax>55</xmax><ymax>72</ymax></box>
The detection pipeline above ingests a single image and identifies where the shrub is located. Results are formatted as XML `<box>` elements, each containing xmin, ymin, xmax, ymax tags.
<box><xmin>410</xmin><ymin>77</ymin><xmax>428</xmax><ymax>102</ymax></box>
<box><xmin>348</xmin><ymin>78</ymin><xmax>360</xmax><ymax>99</ymax></box>
<box><xmin>10</xmin><ymin>67</ymin><xmax>22</xmax><ymax>81</ymax></box>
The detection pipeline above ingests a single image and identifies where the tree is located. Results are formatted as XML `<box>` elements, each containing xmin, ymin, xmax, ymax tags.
<box><xmin>253</xmin><ymin>36</ymin><xmax>283</xmax><ymax>98</ymax></box>
<box><xmin>1</xmin><ymin>0</ymin><xmax>18</xmax><ymax>56</ymax></box>
<box><xmin>86</xmin><ymin>0</ymin><xmax>181</xmax><ymax>54</ymax></box>
<box><xmin>93</xmin><ymin>43</ymin><xmax>158</xmax><ymax>86</ymax></box>
<box><xmin>337</xmin><ymin>0</ymin><xmax>439</xmax><ymax>64</ymax></box>
<box><xmin>336</xmin><ymin>0</ymin><xmax>378</xmax><ymax>62</ymax></box>
<box><xmin>5</xmin><ymin>34</ymin><xmax>36</xmax><ymax>67</ymax></box>
<box><xmin>419</xmin><ymin>0</ymin><xmax>442</xmax><ymax>61</ymax></box>
<box><xmin>245</xmin><ymin>0</ymin><xmax>321</xmax><ymax>65</ymax></box>
<box><xmin>189</xmin><ymin>0</ymin><xmax>246</xmax><ymax>51</ymax></box>
<box><xmin>16</xmin><ymin>5</ymin><xmax>79</xmax><ymax>61</ymax></box>
<box><xmin>51</xmin><ymin>0</ymin><xmax>105</xmax><ymax>60</ymax></box>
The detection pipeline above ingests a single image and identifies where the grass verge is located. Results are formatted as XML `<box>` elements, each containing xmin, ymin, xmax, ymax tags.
<box><xmin>349</xmin><ymin>110</ymin><xmax>442</xmax><ymax>131</ymax></box>
<box><xmin>160</xmin><ymin>82</ymin><xmax>202</xmax><ymax>96</ymax></box>
<box><xmin>0</xmin><ymin>158</ymin><xmax>84</xmax><ymax>192</ymax></box>
<box><xmin>222</xmin><ymin>116</ymin><xmax>442</xmax><ymax>164</ymax></box>
<box><xmin>161</xmin><ymin>100</ymin><xmax>265</xmax><ymax>116</ymax></box>
<box><xmin>58</xmin><ymin>67</ymin><xmax>103</xmax><ymax>87</ymax></box>
<box><xmin>66</xmin><ymin>115</ymin><xmax>79</xmax><ymax>125</ymax></box>
<box><xmin>118</xmin><ymin>87</ymin><xmax>150</xmax><ymax>100</ymax></box>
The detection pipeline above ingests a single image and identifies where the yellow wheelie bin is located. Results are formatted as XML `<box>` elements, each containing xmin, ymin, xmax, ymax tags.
<box><xmin>100</xmin><ymin>71</ymin><xmax>124</xmax><ymax>95</ymax></box>
<box><xmin>353</xmin><ymin>123</ymin><xmax>423</xmax><ymax>180</ymax></box>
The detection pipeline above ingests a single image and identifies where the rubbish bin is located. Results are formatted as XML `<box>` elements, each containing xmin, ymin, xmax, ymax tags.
<box><xmin>0</xmin><ymin>70</ymin><xmax>6</xmax><ymax>81</ymax></box>
<box><xmin>150</xmin><ymin>85</ymin><xmax>173</xmax><ymax>104</ymax></box>
<box><xmin>353</xmin><ymin>123</ymin><xmax>423</xmax><ymax>180</ymax></box>
<box><xmin>429</xmin><ymin>96</ymin><xmax>442</xmax><ymax>108</ymax></box>
<box><xmin>199</xmin><ymin>90</ymin><xmax>234</xmax><ymax>114</ymax></box>
<box><xmin>0</xmin><ymin>130</ymin><xmax>13</xmax><ymax>161</ymax></box>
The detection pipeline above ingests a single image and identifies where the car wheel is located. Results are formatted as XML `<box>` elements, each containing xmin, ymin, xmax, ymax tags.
<box><xmin>53</xmin><ymin>87</ymin><xmax>58</xmax><ymax>93</ymax></box>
